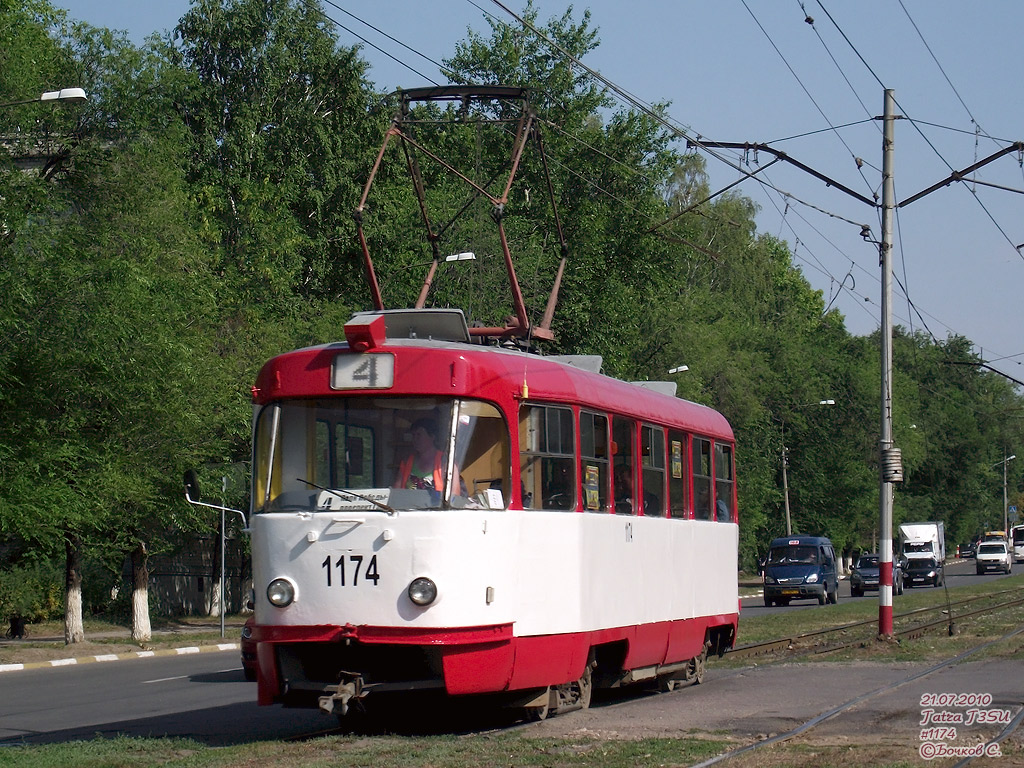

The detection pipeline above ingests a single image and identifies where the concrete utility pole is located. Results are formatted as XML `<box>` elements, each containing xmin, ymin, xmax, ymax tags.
<box><xmin>692</xmin><ymin>89</ymin><xmax>1023</xmax><ymax>639</ymax></box>
<box><xmin>782</xmin><ymin>446</ymin><xmax>792</xmax><ymax>536</ymax></box>
<box><xmin>878</xmin><ymin>89</ymin><xmax>900</xmax><ymax>639</ymax></box>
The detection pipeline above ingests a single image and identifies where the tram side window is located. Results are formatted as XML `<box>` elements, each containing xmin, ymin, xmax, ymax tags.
<box><xmin>580</xmin><ymin>411</ymin><xmax>609</xmax><ymax>512</ymax></box>
<box><xmin>667</xmin><ymin>431</ymin><xmax>688</xmax><ymax>518</ymax></box>
<box><xmin>612</xmin><ymin>417</ymin><xmax>637</xmax><ymax>515</ymax></box>
<box><xmin>640</xmin><ymin>425</ymin><xmax>665</xmax><ymax>517</ymax></box>
<box><xmin>519</xmin><ymin>405</ymin><xmax>575</xmax><ymax>510</ymax></box>
<box><xmin>714</xmin><ymin>442</ymin><xmax>734</xmax><ymax>523</ymax></box>
<box><xmin>693</xmin><ymin>437</ymin><xmax>713</xmax><ymax>521</ymax></box>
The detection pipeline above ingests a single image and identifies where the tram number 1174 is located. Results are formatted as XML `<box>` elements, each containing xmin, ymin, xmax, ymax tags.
<box><xmin>322</xmin><ymin>554</ymin><xmax>381</xmax><ymax>587</ymax></box>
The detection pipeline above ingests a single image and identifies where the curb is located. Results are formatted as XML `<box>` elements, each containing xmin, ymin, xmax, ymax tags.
<box><xmin>0</xmin><ymin>642</ymin><xmax>239</xmax><ymax>674</ymax></box>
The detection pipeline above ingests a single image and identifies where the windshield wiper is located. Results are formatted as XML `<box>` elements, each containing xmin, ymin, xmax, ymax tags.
<box><xmin>297</xmin><ymin>478</ymin><xmax>396</xmax><ymax>516</ymax></box>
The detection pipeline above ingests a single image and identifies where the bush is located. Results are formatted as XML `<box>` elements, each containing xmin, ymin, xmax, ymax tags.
<box><xmin>0</xmin><ymin>561</ymin><xmax>63</xmax><ymax>624</ymax></box>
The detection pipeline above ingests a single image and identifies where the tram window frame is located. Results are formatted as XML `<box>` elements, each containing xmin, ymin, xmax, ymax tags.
<box><xmin>315</xmin><ymin>420</ymin><xmax>375</xmax><ymax>490</ymax></box>
<box><xmin>714</xmin><ymin>442</ymin><xmax>735</xmax><ymax>523</ymax></box>
<box><xmin>640</xmin><ymin>424</ymin><xmax>666</xmax><ymax>517</ymax></box>
<box><xmin>519</xmin><ymin>404</ymin><xmax>576</xmax><ymax>511</ymax></box>
<box><xmin>667</xmin><ymin>431</ymin><xmax>689</xmax><ymax>518</ymax></box>
<box><xmin>580</xmin><ymin>410</ymin><xmax>609</xmax><ymax>512</ymax></box>
<box><xmin>612</xmin><ymin>417</ymin><xmax>637</xmax><ymax>515</ymax></box>
<box><xmin>693</xmin><ymin>437</ymin><xmax>713</xmax><ymax>521</ymax></box>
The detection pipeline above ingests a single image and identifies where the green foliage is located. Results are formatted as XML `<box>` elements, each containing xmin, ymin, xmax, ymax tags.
<box><xmin>0</xmin><ymin>560</ymin><xmax>63</xmax><ymax>621</ymax></box>
<box><xmin>3</xmin><ymin>0</ymin><xmax>1024</xmax><ymax>608</ymax></box>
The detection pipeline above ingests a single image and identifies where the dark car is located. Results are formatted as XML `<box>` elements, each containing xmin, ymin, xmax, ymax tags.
<box><xmin>850</xmin><ymin>553</ymin><xmax>904</xmax><ymax>597</ymax></box>
<box><xmin>959</xmin><ymin>541</ymin><xmax>977</xmax><ymax>559</ymax></box>
<box><xmin>904</xmin><ymin>556</ymin><xmax>944</xmax><ymax>587</ymax></box>
<box><xmin>241</xmin><ymin>616</ymin><xmax>257</xmax><ymax>681</ymax></box>
<box><xmin>762</xmin><ymin>536</ymin><xmax>840</xmax><ymax>606</ymax></box>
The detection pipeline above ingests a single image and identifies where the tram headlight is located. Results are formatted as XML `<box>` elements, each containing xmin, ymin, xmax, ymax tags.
<box><xmin>267</xmin><ymin>578</ymin><xmax>296</xmax><ymax>607</ymax></box>
<box><xmin>408</xmin><ymin>577</ymin><xmax>437</xmax><ymax>606</ymax></box>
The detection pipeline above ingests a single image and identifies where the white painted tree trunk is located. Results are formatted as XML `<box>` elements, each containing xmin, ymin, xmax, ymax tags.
<box><xmin>64</xmin><ymin>537</ymin><xmax>84</xmax><ymax>644</ymax></box>
<box><xmin>131</xmin><ymin>543</ymin><xmax>152</xmax><ymax>644</ymax></box>
<box><xmin>209</xmin><ymin>575</ymin><xmax>223</xmax><ymax>617</ymax></box>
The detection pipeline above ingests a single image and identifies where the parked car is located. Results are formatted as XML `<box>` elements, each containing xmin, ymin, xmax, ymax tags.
<box><xmin>241</xmin><ymin>616</ymin><xmax>257</xmax><ymax>681</ymax></box>
<box><xmin>975</xmin><ymin>541</ymin><xmax>1012</xmax><ymax>575</ymax></box>
<box><xmin>850</xmin><ymin>553</ymin><xmax>905</xmax><ymax>597</ymax></box>
<box><xmin>904</xmin><ymin>556</ymin><xmax>944</xmax><ymax>588</ymax></box>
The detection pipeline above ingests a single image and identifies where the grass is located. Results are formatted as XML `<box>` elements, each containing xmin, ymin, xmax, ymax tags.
<box><xmin>0</xmin><ymin>734</ymin><xmax>735</xmax><ymax>768</ymax></box>
<box><xmin>3</xmin><ymin>577</ymin><xmax>1023</xmax><ymax>767</ymax></box>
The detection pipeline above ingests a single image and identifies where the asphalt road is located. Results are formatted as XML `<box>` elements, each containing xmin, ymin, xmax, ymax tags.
<box><xmin>740</xmin><ymin>557</ymin><xmax>1004</xmax><ymax>618</ymax></box>
<box><xmin>0</xmin><ymin>559</ymin><xmax>1016</xmax><ymax>749</ymax></box>
<box><xmin>0</xmin><ymin>652</ymin><xmax>326</xmax><ymax>746</ymax></box>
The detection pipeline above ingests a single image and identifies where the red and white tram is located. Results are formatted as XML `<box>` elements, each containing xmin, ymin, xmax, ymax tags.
<box><xmin>247</xmin><ymin>307</ymin><xmax>738</xmax><ymax>718</ymax></box>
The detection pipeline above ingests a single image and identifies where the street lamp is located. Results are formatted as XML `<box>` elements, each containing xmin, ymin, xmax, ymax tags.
<box><xmin>0</xmin><ymin>88</ymin><xmax>88</xmax><ymax>109</ymax></box>
<box><xmin>781</xmin><ymin>399</ymin><xmax>836</xmax><ymax>535</ymax></box>
<box><xmin>996</xmin><ymin>454</ymin><xmax>1016</xmax><ymax>535</ymax></box>
<box><xmin>668</xmin><ymin>365</ymin><xmax>689</xmax><ymax>374</ymax></box>
<box><xmin>414</xmin><ymin>252</ymin><xmax>477</xmax><ymax>307</ymax></box>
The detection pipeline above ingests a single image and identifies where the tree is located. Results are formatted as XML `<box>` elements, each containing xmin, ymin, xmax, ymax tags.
<box><xmin>170</xmin><ymin>0</ymin><xmax>380</xmax><ymax>314</ymax></box>
<box><xmin>0</xmin><ymin>7</ymin><xmax>226</xmax><ymax>643</ymax></box>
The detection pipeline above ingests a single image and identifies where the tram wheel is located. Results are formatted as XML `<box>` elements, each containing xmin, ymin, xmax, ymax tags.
<box><xmin>689</xmin><ymin>643</ymin><xmax>709</xmax><ymax>685</ymax></box>
<box><xmin>576</xmin><ymin>666</ymin><xmax>593</xmax><ymax>710</ymax></box>
<box><xmin>524</xmin><ymin>687</ymin><xmax>551</xmax><ymax>721</ymax></box>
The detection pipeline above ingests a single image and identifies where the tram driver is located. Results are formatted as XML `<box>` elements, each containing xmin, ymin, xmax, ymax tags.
<box><xmin>393</xmin><ymin>417</ymin><xmax>467</xmax><ymax>497</ymax></box>
<box><xmin>394</xmin><ymin>418</ymin><xmax>446</xmax><ymax>491</ymax></box>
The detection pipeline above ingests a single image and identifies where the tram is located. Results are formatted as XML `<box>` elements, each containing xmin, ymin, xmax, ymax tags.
<box><xmin>245</xmin><ymin>308</ymin><xmax>738</xmax><ymax>718</ymax></box>
<box><xmin>1011</xmin><ymin>524</ymin><xmax>1024</xmax><ymax>564</ymax></box>
<box><xmin>198</xmin><ymin>86</ymin><xmax>740</xmax><ymax>719</ymax></box>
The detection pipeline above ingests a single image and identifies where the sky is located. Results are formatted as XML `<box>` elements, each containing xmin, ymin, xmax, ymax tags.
<box><xmin>54</xmin><ymin>0</ymin><xmax>1024</xmax><ymax>385</ymax></box>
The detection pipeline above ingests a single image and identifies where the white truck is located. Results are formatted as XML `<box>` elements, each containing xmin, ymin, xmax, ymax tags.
<box><xmin>899</xmin><ymin>522</ymin><xmax>946</xmax><ymax>588</ymax></box>
<box><xmin>899</xmin><ymin>522</ymin><xmax>945</xmax><ymax>562</ymax></box>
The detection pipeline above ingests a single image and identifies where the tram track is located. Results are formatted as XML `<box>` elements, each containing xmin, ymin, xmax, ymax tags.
<box><xmin>690</xmin><ymin>621</ymin><xmax>1024</xmax><ymax>767</ymax></box>
<box><xmin>728</xmin><ymin>586</ymin><xmax>1024</xmax><ymax>660</ymax></box>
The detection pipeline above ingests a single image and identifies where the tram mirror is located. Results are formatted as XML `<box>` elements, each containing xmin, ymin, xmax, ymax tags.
<box><xmin>184</xmin><ymin>469</ymin><xmax>202</xmax><ymax>501</ymax></box>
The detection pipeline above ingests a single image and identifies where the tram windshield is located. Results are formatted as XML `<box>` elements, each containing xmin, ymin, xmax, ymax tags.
<box><xmin>253</xmin><ymin>397</ymin><xmax>510</xmax><ymax>513</ymax></box>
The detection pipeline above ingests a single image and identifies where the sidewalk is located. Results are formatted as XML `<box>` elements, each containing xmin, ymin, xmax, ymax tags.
<box><xmin>0</xmin><ymin>621</ymin><xmax>244</xmax><ymax>674</ymax></box>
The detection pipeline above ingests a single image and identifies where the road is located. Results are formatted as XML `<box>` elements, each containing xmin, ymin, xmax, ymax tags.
<box><xmin>740</xmin><ymin>557</ymin><xmax>1001</xmax><ymax>618</ymax></box>
<box><xmin>0</xmin><ymin>653</ymin><xmax>325</xmax><ymax>746</ymax></box>
<box><xmin>0</xmin><ymin>560</ymin><xmax>1015</xmax><ymax>748</ymax></box>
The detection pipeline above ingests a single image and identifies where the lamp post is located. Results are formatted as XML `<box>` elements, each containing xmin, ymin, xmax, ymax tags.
<box><xmin>996</xmin><ymin>454</ymin><xmax>1016</xmax><ymax>535</ymax></box>
<box><xmin>668</xmin><ymin>365</ymin><xmax>689</xmax><ymax>374</ymax></box>
<box><xmin>0</xmin><ymin>88</ymin><xmax>88</xmax><ymax>109</ymax></box>
<box><xmin>414</xmin><ymin>252</ymin><xmax>476</xmax><ymax>307</ymax></box>
<box><xmin>780</xmin><ymin>399</ymin><xmax>835</xmax><ymax>536</ymax></box>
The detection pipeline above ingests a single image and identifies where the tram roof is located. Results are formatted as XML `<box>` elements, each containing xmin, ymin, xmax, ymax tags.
<box><xmin>254</xmin><ymin>312</ymin><xmax>733</xmax><ymax>440</ymax></box>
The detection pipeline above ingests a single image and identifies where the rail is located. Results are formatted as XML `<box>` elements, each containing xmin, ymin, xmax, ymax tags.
<box><xmin>727</xmin><ymin>587</ymin><xmax>1024</xmax><ymax>661</ymax></box>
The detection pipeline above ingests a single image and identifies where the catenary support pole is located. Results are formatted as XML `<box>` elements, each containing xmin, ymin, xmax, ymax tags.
<box><xmin>879</xmin><ymin>90</ymin><xmax>896</xmax><ymax>638</ymax></box>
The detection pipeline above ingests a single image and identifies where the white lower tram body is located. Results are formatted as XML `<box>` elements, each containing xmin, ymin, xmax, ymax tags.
<box><xmin>251</xmin><ymin>506</ymin><xmax>739</xmax><ymax>711</ymax></box>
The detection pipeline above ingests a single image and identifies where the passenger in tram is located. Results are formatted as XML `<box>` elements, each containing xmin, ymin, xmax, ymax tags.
<box><xmin>715</xmin><ymin>497</ymin><xmax>731</xmax><ymax>522</ymax></box>
<box><xmin>614</xmin><ymin>464</ymin><xmax>658</xmax><ymax>515</ymax></box>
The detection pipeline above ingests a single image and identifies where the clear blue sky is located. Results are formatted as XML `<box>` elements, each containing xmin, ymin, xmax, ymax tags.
<box><xmin>55</xmin><ymin>0</ymin><xmax>1024</xmax><ymax>384</ymax></box>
